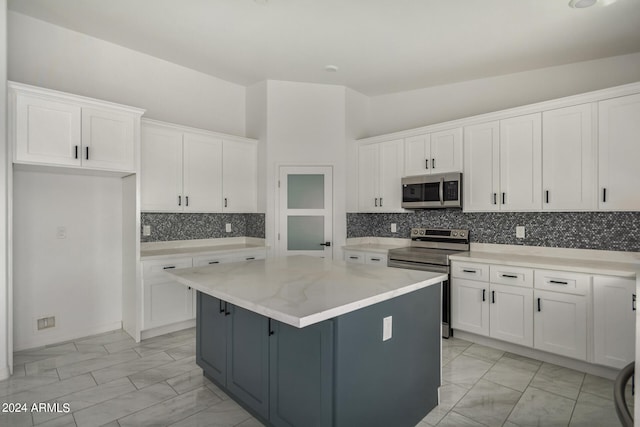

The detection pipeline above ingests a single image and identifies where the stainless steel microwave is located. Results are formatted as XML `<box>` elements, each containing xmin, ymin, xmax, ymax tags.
<box><xmin>401</xmin><ymin>172</ymin><xmax>462</xmax><ymax>209</ymax></box>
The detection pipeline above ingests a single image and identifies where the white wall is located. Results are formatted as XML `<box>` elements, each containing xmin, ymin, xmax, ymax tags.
<box><xmin>13</xmin><ymin>170</ymin><xmax>123</xmax><ymax>351</ymax></box>
<box><xmin>0</xmin><ymin>0</ymin><xmax>9</xmax><ymax>380</ymax></box>
<box><xmin>8</xmin><ymin>11</ymin><xmax>246</xmax><ymax>136</ymax></box>
<box><xmin>367</xmin><ymin>52</ymin><xmax>640</xmax><ymax>136</ymax></box>
<box><xmin>254</xmin><ymin>81</ymin><xmax>347</xmax><ymax>259</ymax></box>
<box><xmin>246</xmin><ymin>81</ymin><xmax>268</xmax><ymax>213</ymax></box>
<box><xmin>345</xmin><ymin>88</ymin><xmax>369</xmax><ymax>213</ymax></box>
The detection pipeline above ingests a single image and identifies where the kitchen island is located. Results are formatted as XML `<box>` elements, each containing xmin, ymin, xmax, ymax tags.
<box><xmin>166</xmin><ymin>255</ymin><xmax>446</xmax><ymax>427</ymax></box>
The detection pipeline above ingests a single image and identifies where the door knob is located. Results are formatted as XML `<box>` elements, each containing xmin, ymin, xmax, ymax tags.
<box><xmin>320</xmin><ymin>242</ymin><xmax>331</xmax><ymax>247</ymax></box>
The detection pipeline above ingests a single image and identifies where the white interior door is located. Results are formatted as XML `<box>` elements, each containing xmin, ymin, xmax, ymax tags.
<box><xmin>278</xmin><ymin>166</ymin><xmax>333</xmax><ymax>259</ymax></box>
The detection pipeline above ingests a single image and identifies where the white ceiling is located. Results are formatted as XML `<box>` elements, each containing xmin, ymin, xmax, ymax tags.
<box><xmin>8</xmin><ymin>0</ymin><xmax>640</xmax><ymax>96</ymax></box>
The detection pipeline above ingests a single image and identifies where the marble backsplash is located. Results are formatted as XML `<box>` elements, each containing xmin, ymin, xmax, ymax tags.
<box><xmin>141</xmin><ymin>213</ymin><xmax>265</xmax><ymax>242</ymax></box>
<box><xmin>347</xmin><ymin>211</ymin><xmax>640</xmax><ymax>252</ymax></box>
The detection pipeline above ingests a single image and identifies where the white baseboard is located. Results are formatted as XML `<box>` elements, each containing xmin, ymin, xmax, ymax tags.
<box><xmin>453</xmin><ymin>330</ymin><xmax>620</xmax><ymax>380</ymax></box>
<box><xmin>0</xmin><ymin>365</ymin><xmax>10</xmax><ymax>381</ymax></box>
<box><xmin>141</xmin><ymin>319</ymin><xmax>196</xmax><ymax>341</ymax></box>
<box><xmin>14</xmin><ymin>321</ymin><xmax>123</xmax><ymax>352</ymax></box>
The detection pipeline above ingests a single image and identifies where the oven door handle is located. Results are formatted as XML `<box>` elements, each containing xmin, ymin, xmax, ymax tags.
<box><xmin>439</xmin><ymin>176</ymin><xmax>444</xmax><ymax>205</ymax></box>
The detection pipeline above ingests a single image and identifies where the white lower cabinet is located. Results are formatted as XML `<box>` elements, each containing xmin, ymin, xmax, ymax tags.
<box><xmin>490</xmin><ymin>284</ymin><xmax>533</xmax><ymax>347</ymax></box>
<box><xmin>451</xmin><ymin>278</ymin><xmax>489</xmax><ymax>336</ymax></box>
<box><xmin>533</xmin><ymin>289</ymin><xmax>587</xmax><ymax>361</ymax></box>
<box><xmin>343</xmin><ymin>250</ymin><xmax>388</xmax><ymax>265</ymax></box>
<box><xmin>142</xmin><ymin>257</ymin><xmax>194</xmax><ymax>331</ymax></box>
<box><xmin>593</xmin><ymin>275</ymin><xmax>636</xmax><ymax>368</ymax></box>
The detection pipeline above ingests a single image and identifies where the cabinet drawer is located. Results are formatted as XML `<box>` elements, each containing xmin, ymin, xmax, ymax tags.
<box><xmin>365</xmin><ymin>253</ymin><xmax>387</xmax><ymax>265</ymax></box>
<box><xmin>344</xmin><ymin>251</ymin><xmax>365</xmax><ymax>264</ymax></box>
<box><xmin>490</xmin><ymin>265</ymin><xmax>533</xmax><ymax>287</ymax></box>
<box><xmin>193</xmin><ymin>254</ymin><xmax>228</xmax><ymax>267</ymax></box>
<box><xmin>143</xmin><ymin>257</ymin><xmax>193</xmax><ymax>283</ymax></box>
<box><xmin>451</xmin><ymin>262</ymin><xmax>489</xmax><ymax>282</ymax></box>
<box><xmin>227</xmin><ymin>251</ymin><xmax>266</xmax><ymax>263</ymax></box>
<box><xmin>534</xmin><ymin>269</ymin><xmax>591</xmax><ymax>295</ymax></box>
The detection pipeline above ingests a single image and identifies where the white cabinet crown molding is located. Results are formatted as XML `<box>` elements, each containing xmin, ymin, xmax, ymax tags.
<box><xmin>141</xmin><ymin>118</ymin><xmax>257</xmax><ymax>144</ymax></box>
<box><xmin>356</xmin><ymin>81</ymin><xmax>640</xmax><ymax>144</ymax></box>
<box><xmin>8</xmin><ymin>81</ymin><xmax>145</xmax><ymax>116</ymax></box>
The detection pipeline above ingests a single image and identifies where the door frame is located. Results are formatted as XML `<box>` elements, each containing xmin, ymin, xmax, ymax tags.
<box><xmin>275</xmin><ymin>164</ymin><xmax>334</xmax><ymax>259</ymax></box>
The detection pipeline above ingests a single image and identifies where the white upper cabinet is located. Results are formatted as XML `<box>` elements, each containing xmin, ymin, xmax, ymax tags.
<box><xmin>140</xmin><ymin>120</ymin><xmax>258</xmax><ymax>213</ymax></box>
<box><xmin>357</xmin><ymin>139</ymin><xmax>404</xmax><ymax>211</ymax></box>
<box><xmin>183</xmin><ymin>133</ymin><xmax>223</xmax><ymax>212</ymax></box>
<box><xmin>598</xmin><ymin>93</ymin><xmax>640</xmax><ymax>211</ymax></box>
<box><xmin>463</xmin><ymin>121</ymin><xmax>500</xmax><ymax>212</ymax></box>
<box><xmin>11</xmin><ymin>83</ymin><xmax>142</xmax><ymax>173</ymax></box>
<box><xmin>542</xmin><ymin>104</ymin><xmax>595</xmax><ymax>211</ymax></box>
<box><xmin>222</xmin><ymin>140</ymin><xmax>258</xmax><ymax>213</ymax></box>
<box><xmin>499</xmin><ymin>113</ymin><xmax>542</xmax><ymax>211</ymax></box>
<box><xmin>404</xmin><ymin>128</ymin><xmax>462</xmax><ymax>176</ymax></box>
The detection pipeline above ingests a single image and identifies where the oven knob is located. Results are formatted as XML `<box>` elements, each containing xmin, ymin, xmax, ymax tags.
<box><xmin>460</xmin><ymin>232</ymin><xmax>465</xmax><ymax>237</ymax></box>
<box><xmin>452</xmin><ymin>232</ymin><xmax>458</xmax><ymax>236</ymax></box>
<box><xmin>419</xmin><ymin>230</ymin><xmax>425</xmax><ymax>235</ymax></box>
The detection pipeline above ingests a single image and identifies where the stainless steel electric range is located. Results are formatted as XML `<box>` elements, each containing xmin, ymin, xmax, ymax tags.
<box><xmin>388</xmin><ymin>228</ymin><xmax>470</xmax><ymax>338</ymax></box>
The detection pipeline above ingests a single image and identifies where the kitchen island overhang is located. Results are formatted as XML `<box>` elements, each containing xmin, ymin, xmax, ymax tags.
<box><xmin>166</xmin><ymin>255</ymin><xmax>445</xmax><ymax>427</ymax></box>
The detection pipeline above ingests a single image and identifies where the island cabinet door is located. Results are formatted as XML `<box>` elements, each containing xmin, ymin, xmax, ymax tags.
<box><xmin>226</xmin><ymin>305</ymin><xmax>270</xmax><ymax>420</ymax></box>
<box><xmin>269</xmin><ymin>320</ymin><xmax>334</xmax><ymax>427</ymax></box>
<box><xmin>196</xmin><ymin>293</ymin><xmax>228</xmax><ymax>386</ymax></box>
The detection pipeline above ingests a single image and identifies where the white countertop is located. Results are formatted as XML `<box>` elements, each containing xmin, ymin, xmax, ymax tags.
<box><xmin>165</xmin><ymin>255</ymin><xmax>446</xmax><ymax>328</ymax></box>
<box><xmin>450</xmin><ymin>251</ymin><xmax>639</xmax><ymax>277</ymax></box>
<box><xmin>342</xmin><ymin>243</ymin><xmax>404</xmax><ymax>254</ymax></box>
<box><xmin>140</xmin><ymin>237</ymin><xmax>268</xmax><ymax>260</ymax></box>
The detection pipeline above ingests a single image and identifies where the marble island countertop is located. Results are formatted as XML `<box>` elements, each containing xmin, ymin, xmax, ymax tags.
<box><xmin>164</xmin><ymin>255</ymin><xmax>446</xmax><ymax>328</ymax></box>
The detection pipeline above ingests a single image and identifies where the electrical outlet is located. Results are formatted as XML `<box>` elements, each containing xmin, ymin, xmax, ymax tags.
<box><xmin>391</xmin><ymin>223</ymin><xmax>397</xmax><ymax>233</ymax></box>
<box><xmin>56</xmin><ymin>226</ymin><xmax>66</xmax><ymax>239</ymax></box>
<box><xmin>225</xmin><ymin>223</ymin><xmax>232</xmax><ymax>233</ymax></box>
<box><xmin>383</xmin><ymin>316</ymin><xmax>393</xmax><ymax>341</ymax></box>
<box><xmin>516</xmin><ymin>226</ymin><xmax>526</xmax><ymax>239</ymax></box>
<box><xmin>143</xmin><ymin>225</ymin><xmax>151</xmax><ymax>236</ymax></box>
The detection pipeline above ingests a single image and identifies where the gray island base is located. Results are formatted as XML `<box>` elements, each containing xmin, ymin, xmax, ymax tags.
<box><xmin>166</xmin><ymin>256</ymin><xmax>444</xmax><ymax>427</ymax></box>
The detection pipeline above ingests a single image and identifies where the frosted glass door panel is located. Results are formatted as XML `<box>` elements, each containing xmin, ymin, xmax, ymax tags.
<box><xmin>287</xmin><ymin>216</ymin><xmax>324</xmax><ymax>251</ymax></box>
<box><xmin>288</xmin><ymin>175</ymin><xmax>324</xmax><ymax>209</ymax></box>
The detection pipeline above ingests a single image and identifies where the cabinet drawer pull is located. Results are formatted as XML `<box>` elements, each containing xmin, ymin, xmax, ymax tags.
<box><xmin>491</xmin><ymin>290</ymin><xmax>495</xmax><ymax>304</ymax></box>
<box><xmin>537</xmin><ymin>298</ymin><xmax>541</xmax><ymax>312</ymax></box>
<box><xmin>482</xmin><ymin>289</ymin><xmax>486</xmax><ymax>302</ymax></box>
<box><xmin>462</xmin><ymin>269</ymin><xmax>477</xmax><ymax>274</ymax></box>
<box><xmin>163</xmin><ymin>266</ymin><xmax>176</xmax><ymax>270</ymax></box>
<box><xmin>349</xmin><ymin>256</ymin><xmax>359</xmax><ymax>260</ymax></box>
<box><xmin>246</xmin><ymin>257</ymin><xmax>256</xmax><ymax>260</ymax></box>
<box><xmin>501</xmin><ymin>274</ymin><xmax>518</xmax><ymax>279</ymax></box>
<box><xmin>208</xmin><ymin>261</ymin><xmax>220</xmax><ymax>265</ymax></box>
<box><xmin>549</xmin><ymin>280</ymin><xmax>568</xmax><ymax>285</ymax></box>
<box><xmin>371</xmin><ymin>258</ymin><xmax>381</xmax><ymax>262</ymax></box>
<box><xmin>633</xmin><ymin>294</ymin><xmax>636</xmax><ymax>312</ymax></box>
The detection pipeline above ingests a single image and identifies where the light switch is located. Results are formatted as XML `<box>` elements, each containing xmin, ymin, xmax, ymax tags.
<box><xmin>516</xmin><ymin>226</ymin><xmax>525</xmax><ymax>239</ymax></box>
<box><xmin>383</xmin><ymin>316</ymin><xmax>393</xmax><ymax>341</ymax></box>
<box><xmin>225</xmin><ymin>223</ymin><xmax>232</xmax><ymax>233</ymax></box>
<box><xmin>56</xmin><ymin>226</ymin><xmax>66</xmax><ymax>239</ymax></box>
<box><xmin>391</xmin><ymin>223</ymin><xmax>397</xmax><ymax>233</ymax></box>
<box><xmin>143</xmin><ymin>225</ymin><xmax>151</xmax><ymax>236</ymax></box>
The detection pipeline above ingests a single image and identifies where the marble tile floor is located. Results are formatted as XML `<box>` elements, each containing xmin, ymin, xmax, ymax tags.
<box><xmin>0</xmin><ymin>329</ymin><xmax>632</xmax><ymax>427</ymax></box>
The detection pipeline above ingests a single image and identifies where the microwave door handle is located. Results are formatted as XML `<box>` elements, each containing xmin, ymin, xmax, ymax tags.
<box><xmin>439</xmin><ymin>177</ymin><xmax>444</xmax><ymax>205</ymax></box>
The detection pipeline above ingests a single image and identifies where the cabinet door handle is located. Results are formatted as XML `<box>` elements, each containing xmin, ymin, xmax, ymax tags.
<box><xmin>537</xmin><ymin>298</ymin><xmax>541</xmax><ymax>312</ymax></box>
<box><xmin>178</xmin><ymin>195</ymin><xmax>182</xmax><ymax>206</ymax></box>
<box><xmin>224</xmin><ymin>197</ymin><xmax>228</xmax><ymax>208</ymax></box>
<box><xmin>633</xmin><ymin>294</ymin><xmax>636</xmax><ymax>311</ymax></box>
<box><xmin>208</xmin><ymin>261</ymin><xmax>220</xmax><ymax>265</ymax></box>
<box><xmin>219</xmin><ymin>299</ymin><xmax>225</xmax><ymax>313</ymax></box>
<box><xmin>491</xmin><ymin>290</ymin><xmax>495</xmax><ymax>304</ymax></box>
<box><xmin>85</xmin><ymin>146</ymin><xmax>89</xmax><ymax>160</ymax></box>
<box><xmin>493</xmin><ymin>193</ymin><xmax>497</xmax><ymax>205</ymax></box>
<box><xmin>374</xmin><ymin>198</ymin><xmax>378</xmax><ymax>207</ymax></box>
<box><xmin>224</xmin><ymin>302</ymin><xmax>230</xmax><ymax>316</ymax></box>
<box><xmin>545</xmin><ymin>190</ymin><xmax>549</xmax><ymax>204</ymax></box>
<box><xmin>185</xmin><ymin>196</ymin><xmax>189</xmax><ymax>207</ymax></box>
<box><xmin>462</xmin><ymin>269</ymin><xmax>477</xmax><ymax>274</ymax></box>
<box><xmin>603</xmin><ymin>188</ymin><xmax>607</xmax><ymax>203</ymax></box>
<box><xmin>268</xmin><ymin>318</ymin><xmax>275</xmax><ymax>336</ymax></box>
<box><xmin>162</xmin><ymin>266</ymin><xmax>176</xmax><ymax>270</ymax></box>
<box><xmin>432</xmin><ymin>158</ymin><xmax>435</xmax><ymax>169</ymax></box>
<box><xmin>187</xmin><ymin>286</ymin><xmax>191</xmax><ymax>290</ymax></box>
<box><xmin>425</xmin><ymin>159</ymin><xmax>429</xmax><ymax>169</ymax></box>
<box><xmin>380</xmin><ymin>197</ymin><xmax>383</xmax><ymax>207</ymax></box>
<box><xmin>549</xmin><ymin>280</ymin><xmax>568</xmax><ymax>285</ymax></box>
<box><xmin>74</xmin><ymin>145</ymin><xmax>79</xmax><ymax>159</ymax></box>
<box><xmin>482</xmin><ymin>289</ymin><xmax>486</xmax><ymax>302</ymax></box>
<box><xmin>502</xmin><ymin>192</ymin><xmax>506</xmax><ymax>204</ymax></box>
<box><xmin>501</xmin><ymin>274</ymin><xmax>518</xmax><ymax>279</ymax></box>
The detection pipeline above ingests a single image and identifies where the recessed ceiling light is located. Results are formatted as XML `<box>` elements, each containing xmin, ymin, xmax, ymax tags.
<box><xmin>569</xmin><ymin>0</ymin><xmax>597</xmax><ymax>8</ymax></box>
<box><xmin>325</xmin><ymin>65</ymin><xmax>339</xmax><ymax>72</ymax></box>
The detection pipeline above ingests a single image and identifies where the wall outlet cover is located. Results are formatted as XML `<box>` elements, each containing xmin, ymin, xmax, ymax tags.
<box><xmin>383</xmin><ymin>316</ymin><xmax>393</xmax><ymax>341</ymax></box>
<box><xmin>225</xmin><ymin>223</ymin><xmax>232</xmax><ymax>233</ymax></box>
<box><xmin>142</xmin><ymin>225</ymin><xmax>151</xmax><ymax>236</ymax></box>
<box><xmin>391</xmin><ymin>223</ymin><xmax>397</xmax><ymax>233</ymax></box>
<box><xmin>516</xmin><ymin>226</ymin><xmax>526</xmax><ymax>239</ymax></box>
